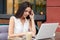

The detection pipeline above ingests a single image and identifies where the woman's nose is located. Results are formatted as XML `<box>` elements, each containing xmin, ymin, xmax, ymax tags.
<box><xmin>26</xmin><ymin>12</ymin><xmax>29</xmax><ymax>15</ymax></box>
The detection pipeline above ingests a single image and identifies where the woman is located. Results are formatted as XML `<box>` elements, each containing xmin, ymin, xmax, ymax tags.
<box><xmin>8</xmin><ymin>1</ymin><xmax>36</xmax><ymax>38</ymax></box>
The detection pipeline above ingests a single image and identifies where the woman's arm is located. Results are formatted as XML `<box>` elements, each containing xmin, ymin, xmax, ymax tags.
<box><xmin>8</xmin><ymin>16</ymin><xmax>26</xmax><ymax>38</ymax></box>
<box><xmin>29</xmin><ymin>10</ymin><xmax>36</xmax><ymax>36</ymax></box>
<box><xmin>29</xmin><ymin>19</ymin><xmax>36</xmax><ymax>36</ymax></box>
<box><xmin>8</xmin><ymin>16</ymin><xmax>14</xmax><ymax>38</ymax></box>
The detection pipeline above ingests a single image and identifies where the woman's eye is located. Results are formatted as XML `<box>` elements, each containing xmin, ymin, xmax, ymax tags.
<box><xmin>25</xmin><ymin>10</ymin><xmax>28</xmax><ymax>12</ymax></box>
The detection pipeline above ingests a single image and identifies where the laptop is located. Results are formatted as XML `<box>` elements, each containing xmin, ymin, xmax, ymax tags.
<box><xmin>35</xmin><ymin>23</ymin><xmax>59</xmax><ymax>39</ymax></box>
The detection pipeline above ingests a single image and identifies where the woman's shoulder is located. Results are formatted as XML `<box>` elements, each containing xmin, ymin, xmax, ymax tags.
<box><xmin>10</xmin><ymin>16</ymin><xmax>16</xmax><ymax>20</ymax></box>
<box><xmin>10</xmin><ymin>16</ymin><xmax>16</xmax><ymax>19</ymax></box>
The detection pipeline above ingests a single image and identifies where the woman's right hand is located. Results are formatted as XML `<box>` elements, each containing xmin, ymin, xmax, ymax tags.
<box><xmin>29</xmin><ymin>10</ymin><xmax>34</xmax><ymax>20</ymax></box>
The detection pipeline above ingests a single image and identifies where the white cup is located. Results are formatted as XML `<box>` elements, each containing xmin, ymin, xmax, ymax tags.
<box><xmin>13</xmin><ymin>37</ymin><xmax>23</xmax><ymax>40</ymax></box>
<box><xmin>26</xmin><ymin>32</ymin><xmax>32</xmax><ymax>40</ymax></box>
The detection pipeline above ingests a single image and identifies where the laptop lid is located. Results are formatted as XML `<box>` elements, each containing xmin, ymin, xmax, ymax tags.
<box><xmin>36</xmin><ymin>23</ymin><xmax>59</xmax><ymax>39</ymax></box>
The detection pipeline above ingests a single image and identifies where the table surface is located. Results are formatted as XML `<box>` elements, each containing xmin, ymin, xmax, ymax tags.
<box><xmin>8</xmin><ymin>32</ymin><xmax>60</xmax><ymax>40</ymax></box>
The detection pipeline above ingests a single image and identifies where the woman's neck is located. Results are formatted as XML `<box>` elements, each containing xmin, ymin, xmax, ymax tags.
<box><xmin>20</xmin><ymin>17</ymin><xmax>26</xmax><ymax>25</ymax></box>
<box><xmin>20</xmin><ymin>17</ymin><xmax>26</xmax><ymax>21</ymax></box>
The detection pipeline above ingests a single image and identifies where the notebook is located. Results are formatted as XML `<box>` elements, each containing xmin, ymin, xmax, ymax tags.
<box><xmin>35</xmin><ymin>23</ymin><xmax>59</xmax><ymax>39</ymax></box>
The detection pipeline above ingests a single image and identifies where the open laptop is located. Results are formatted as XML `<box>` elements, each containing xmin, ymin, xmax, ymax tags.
<box><xmin>35</xmin><ymin>23</ymin><xmax>59</xmax><ymax>39</ymax></box>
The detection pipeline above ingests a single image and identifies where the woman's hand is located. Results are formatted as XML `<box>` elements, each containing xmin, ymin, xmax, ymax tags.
<box><xmin>29</xmin><ymin>10</ymin><xmax>34</xmax><ymax>20</ymax></box>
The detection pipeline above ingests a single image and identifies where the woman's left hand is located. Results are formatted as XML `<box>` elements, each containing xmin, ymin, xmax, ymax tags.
<box><xmin>29</xmin><ymin>10</ymin><xmax>34</xmax><ymax>20</ymax></box>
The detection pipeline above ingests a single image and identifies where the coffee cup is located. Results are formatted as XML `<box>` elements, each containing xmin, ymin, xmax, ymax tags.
<box><xmin>26</xmin><ymin>32</ymin><xmax>32</xmax><ymax>40</ymax></box>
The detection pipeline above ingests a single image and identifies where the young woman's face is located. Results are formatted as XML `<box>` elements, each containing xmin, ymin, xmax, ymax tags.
<box><xmin>22</xmin><ymin>7</ymin><xmax>32</xmax><ymax>18</ymax></box>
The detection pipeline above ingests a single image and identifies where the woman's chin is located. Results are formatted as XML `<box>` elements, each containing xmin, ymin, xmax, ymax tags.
<box><xmin>23</xmin><ymin>16</ymin><xmax>26</xmax><ymax>18</ymax></box>
<box><xmin>24</xmin><ymin>16</ymin><xmax>27</xmax><ymax>18</ymax></box>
